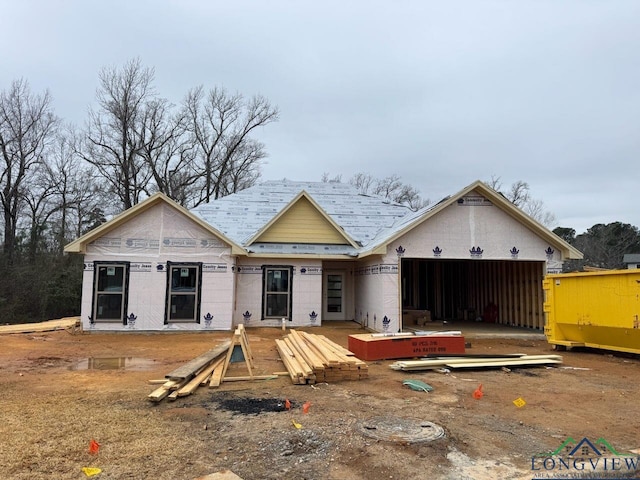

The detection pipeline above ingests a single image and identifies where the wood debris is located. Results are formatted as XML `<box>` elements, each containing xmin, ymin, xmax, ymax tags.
<box><xmin>0</xmin><ymin>316</ymin><xmax>81</xmax><ymax>335</ymax></box>
<box><xmin>390</xmin><ymin>354</ymin><xmax>563</xmax><ymax>371</ymax></box>
<box><xmin>148</xmin><ymin>325</ymin><xmax>262</xmax><ymax>402</ymax></box>
<box><xmin>276</xmin><ymin>330</ymin><xmax>368</xmax><ymax>384</ymax></box>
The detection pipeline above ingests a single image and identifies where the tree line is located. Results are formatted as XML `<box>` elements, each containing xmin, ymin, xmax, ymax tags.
<box><xmin>487</xmin><ymin>177</ymin><xmax>640</xmax><ymax>271</ymax></box>
<box><xmin>0</xmin><ymin>58</ymin><xmax>278</xmax><ymax>322</ymax></box>
<box><xmin>1</xmin><ymin>60</ymin><xmax>638</xmax><ymax>323</ymax></box>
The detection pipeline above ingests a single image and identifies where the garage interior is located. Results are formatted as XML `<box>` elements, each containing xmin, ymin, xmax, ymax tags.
<box><xmin>401</xmin><ymin>258</ymin><xmax>547</xmax><ymax>330</ymax></box>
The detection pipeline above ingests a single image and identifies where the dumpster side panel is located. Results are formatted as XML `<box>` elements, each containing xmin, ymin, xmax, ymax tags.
<box><xmin>544</xmin><ymin>270</ymin><xmax>640</xmax><ymax>353</ymax></box>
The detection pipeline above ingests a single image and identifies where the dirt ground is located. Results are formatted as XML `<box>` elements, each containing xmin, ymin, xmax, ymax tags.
<box><xmin>1</xmin><ymin>322</ymin><xmax>639</xmax><ymax>480</ymax></box>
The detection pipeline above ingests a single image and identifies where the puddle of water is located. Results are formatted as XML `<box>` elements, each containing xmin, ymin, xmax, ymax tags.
<box><xmin>70</xmin><ymin>357</ymin><xmax>157</xmax><ymax>371</ymax></box>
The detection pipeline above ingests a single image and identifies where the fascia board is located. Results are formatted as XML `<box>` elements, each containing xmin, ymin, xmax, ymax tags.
<box><xmin>243</xmin><ymin>252</ymin><xmax>358</xmax><ymax>260</ymax></box>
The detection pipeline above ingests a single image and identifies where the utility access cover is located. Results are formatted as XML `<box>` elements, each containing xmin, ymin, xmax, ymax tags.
<box><xmin>359</xmin><ymin>416</ymin><xmax>445</xmax><ymax>443</ymax></box>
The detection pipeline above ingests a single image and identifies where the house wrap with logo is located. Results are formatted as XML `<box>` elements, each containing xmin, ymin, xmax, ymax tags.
<box><xmin>64</xmin><ymin>180</ymin><xmax>582</xmax><ymax>332</ymax></box>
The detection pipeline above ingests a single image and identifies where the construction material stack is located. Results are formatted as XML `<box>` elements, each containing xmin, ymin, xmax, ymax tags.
<box><xmin>275</xmin><ymin>330</ymin><xmax>368</xmax><ymax>384</ymax></box>
<box><xmin>147</xmin><ymin>325</ymin><xmax>257</xmax><ymax>403</ymax></box>
<box><xmin>348</xmin><ymin>331</ymin><xmax>466</xmax><ymax>361</ymax></box>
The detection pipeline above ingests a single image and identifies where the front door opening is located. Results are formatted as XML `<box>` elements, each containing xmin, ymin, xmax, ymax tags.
<box><xmin>323</xmin><ymin>272</ymin><xmax>345</xmax><ymax>320</ymax></box>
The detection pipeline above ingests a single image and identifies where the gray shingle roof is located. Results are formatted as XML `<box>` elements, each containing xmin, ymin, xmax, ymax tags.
<box><xmin>623</xmin><ymin>253</ymin><xmax>640</xmax><ymax>264</ymax></box>
<box><xmin>192</xmin><ymin>180</ymin><xmax>419</xmax><ymax>252</ymax></box>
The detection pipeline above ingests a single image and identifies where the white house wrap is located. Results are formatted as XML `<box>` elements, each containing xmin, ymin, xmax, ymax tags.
<box><xmin>65</xmin><ymin>180</ymin><xmax>582</xmax><ymax>332</ymax></box>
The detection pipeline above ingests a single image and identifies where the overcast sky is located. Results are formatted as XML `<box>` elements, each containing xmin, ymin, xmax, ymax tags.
<box><xmin>2</xmin><ymin>1</ymin><xmax>639</xmax><ymax>234</ymax></box>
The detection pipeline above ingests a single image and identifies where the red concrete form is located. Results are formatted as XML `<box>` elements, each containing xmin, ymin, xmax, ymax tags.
<box><xmin>347</xmin><ymin>333</ymin><xmax>466</xmax><ymax>361</ymax></box>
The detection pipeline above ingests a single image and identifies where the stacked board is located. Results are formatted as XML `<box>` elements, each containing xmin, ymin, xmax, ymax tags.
<box><xmin>390</xmin><ymin>354</ymin><xmax>563</xmax><ymax>371</ymax></box>
<box><xmin>147</xmin><ymin>340</ymin><xmax>232</xmax><ymax>402</ymax></box>
<box><xmin>276</xmin><ymin>330</ymin><xmax>368</xmax><ymax>384</ymax></box>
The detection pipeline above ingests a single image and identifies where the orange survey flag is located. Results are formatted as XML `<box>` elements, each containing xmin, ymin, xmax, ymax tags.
<box><xmin>473</xmin><ymin>384</ymin><xmax>484</xmax><ymax>400</ymax></box>
<box><xmin>285</xmin><ymin>399</ymin><xmax>291</xmax><ymax>410</ymax></box>
<box><xmin>89</xmin><ymin>439</ymin><xmax>100</xmax><ymax>454</ymax></box>
<box><xmin>303</xmin><ymin>401</ymin><xmax>312</xmax><ymax>414</ymax></box>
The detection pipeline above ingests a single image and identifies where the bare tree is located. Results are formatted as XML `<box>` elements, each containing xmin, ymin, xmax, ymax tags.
<box><xmin>183</xmin><ymin>86</ymin><xmax>279</xmax><ymax>205</ymax></box>
<box><xmin>507</xmin><ymin>180</ymin><xmax>531</xmax><ymax>208</ymax></box>
<box><xmin>78</xmin><ymin>58</ymin><xmax>155</xmax><ymax>209</ymax></box>
<box><xmin>22</xmin><ymin>170</ymin><xmax>58</xmax><ymax>260</ymax></box>
<box><xmin>43</xmin><ymin>130</ymin><xmax>107</xmax><ymax>251</ymax></box>
<box><xmin>136</xmin><ymin>98</ymin><xmax>199</xmax><ymax>205</ymax></box>
<box><xmin>0</xmin><ymin>79</ymin><xmax>58</xmax><ymax>262</ymax></box>
<box><xmin>348</xmin><ymin>172</ymin><xmax>428</xmax><ymax>211</ymax></box>
<box><xmin>222</xmin><ymin>138</ymin><xmax>264</xmax><ymax>195</ymax></box>
<box><xmin>521</xmin><ymin>197</ymin><xmax>556</xmax><ymax>228</ymax></box>
<box><xmin>485</xmin><ymin>176</ymin><xmax>556</xmax><ymax>228</ymax></box>
<box><xmin>321</xmin><ymin>172</ymin><xmax>343</xmax><ymax>183</ymax></box>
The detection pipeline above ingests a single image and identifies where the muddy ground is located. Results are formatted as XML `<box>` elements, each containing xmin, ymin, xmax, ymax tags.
<box><xmin>1</xmin><ymin>322</ymin><xmax>639</xmax><ymax>480</ymax></box>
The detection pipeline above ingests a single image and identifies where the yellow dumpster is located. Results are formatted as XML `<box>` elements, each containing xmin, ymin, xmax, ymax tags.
<box><xmin>543</xmin><ymin>269</ymin><xmax>640</xmax><ymax>354</ymax></box>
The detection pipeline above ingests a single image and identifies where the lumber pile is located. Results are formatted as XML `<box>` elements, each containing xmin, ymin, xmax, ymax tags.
<box><xmin>0</xmin><ymin>316</ymin><xmax>81</xmax><ymax>335</ymax></box>
<box><xmin>390</xmin><ymin>353</ymin><xmax>563</xmax><ymax>371</ymax></box>
<box><xmin>275</xmin><ymin>330</ymin><xmax>368</xmax><ymax>384</ymax></box>
<box><xmin>147</xmin><ymin>340</ymin><xmax>231</xmax><ymax>402</ymax></box>
<box><xmin>148</xmin><ymin>324</ymin><xmax>262</xmax><ymax>403</ymax></box>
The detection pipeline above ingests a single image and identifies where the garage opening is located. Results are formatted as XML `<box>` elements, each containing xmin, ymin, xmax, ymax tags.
<box><xmin>400</xmin><ymin>258</ymin><xmax>546</xmax><ymax>330</ymax></box>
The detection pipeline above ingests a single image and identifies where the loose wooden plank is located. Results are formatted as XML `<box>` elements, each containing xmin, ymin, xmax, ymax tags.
<box><xmin>208</xmin><ymin>363</ymin><xmax>225</xmax><ymax>388</ymax></box>
<box><xmin>148</xmin><ymin>379</ymin><xmax>188</xmax><ymax>402</ymax></box>
<box><xmin>176</xmin><ymin>356</ymin><xmax>226</xmax><ymax>397</ymax></box>
<box><xmin>391</xmin><ymin>354</ymin><xmax>563</xmax><ymax>371</ymax></box>
<box><xmin>237</xmin><ymin>324</ymin><xmax>255</xmax><ymax>368</ymax></box>
<box><xmin>165</xmin><ymin>340</ymin><xmax>231</xmax><ymax>380</ymax></box>
<box><xmin>446</xmin><ymin>358</ymin><xmax>563</xmax><ymax>369</ymax></box>
<box><xmin>222</xmin><ymin>375</ymin><xmax>279</xmax><ymax>382</ymax></box>
<box><xmin>0</xmin><ymin>317</ymin><xmax>81</xmax><ymax>335</ymax></box>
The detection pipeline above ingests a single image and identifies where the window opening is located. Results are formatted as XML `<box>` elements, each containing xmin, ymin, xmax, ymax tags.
<box><xmin>263</xmin><ymin>266</ymin><xmax>292</xmax><ymax>319</ymax></box>
<box><xmin>93</xmin><ymin>262</ymin><xmax>129</xmax><ymax>323</ymax></box>
<box><xmin>166</xmin><ymin>263</ymin><xmax>202</xmax><ymax>322</ymax></box>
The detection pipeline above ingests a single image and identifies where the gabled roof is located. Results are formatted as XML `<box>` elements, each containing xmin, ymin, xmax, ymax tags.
<box><xmin>67</xmin><ymin>180</ymin><xmax>583</xmax><ymax>261</ymax></box>
<box><xmin>358</xmin><ymin>180</ymin><xmax>583</xmax><ymax>260</ymax></box>
<box><xmin>192</xmin><ymin>180</ymin><xmax>411</xmax><ymax>252</ymax></box>
<box><xmin>64</xmin><ymin>192</ymin><xmax>244</xmax><ymax>255</ymax></box>
<box><xmin>246</xmin><ymin>190</ymin><xmax>359</xmax><ymax>248</ymax></box>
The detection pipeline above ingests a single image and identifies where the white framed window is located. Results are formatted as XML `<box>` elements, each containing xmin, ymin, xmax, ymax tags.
<box><xmin>262</xmin><ymin>266</ymin><xmax>292</xmax><ymax>320</ymax></box>
<box><xmin>165</xmin><ymin>262</ymin><xmax>202</xmax><ymax>323</ymax></box>
<box><xmin>93</xmin><ymin>262</ymin><xmax>129</xmax><ymax>323</ymax></box>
